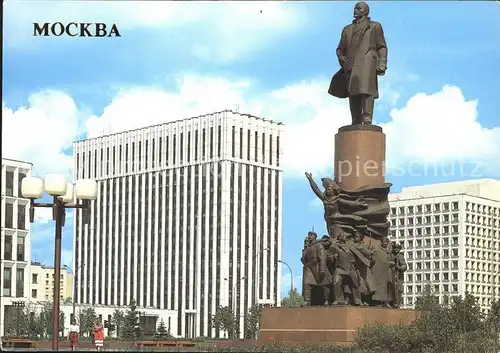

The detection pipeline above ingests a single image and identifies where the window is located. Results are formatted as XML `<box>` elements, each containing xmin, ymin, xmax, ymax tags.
<box><xmin>4</xmin><ymin>203</ymin><xmax>13</xmax><ymax>228</ymax></box>
<box><xmin>32</xmin><ymin>274</ymin><xmax>38</xmax><ymax>284</ymax></box>
<box><xmin>32</xmin><ymin>289</ymin><xmax>37</xmax><ymax>298</ymax></box>
<box><xmin>16</xmin><ymin>268</ymin><xmax>25</xmax><ymax>297</ymax></box>
<box><xmin>17</xmin><ymin>236</ymin><xmax>25</xmax><ymax>261</ymax></box>
<box><xmin>17</xmin><ymin>205</ymin><xmax>26</xmax><ymax>230</ymax></box>
<box><xmin>5</xmin><ymin>171</ymin><xmax>14</xmax><ymax>196</ymax></box>
<box><xmin>3</xmin><ymin>268</ymin><xmax>12</xmax><ymax>296</ymax></box>
<box><xmin>4</xmin><ymin>235</ymin><xmax>13</xmax><ymax>260</ymax></box>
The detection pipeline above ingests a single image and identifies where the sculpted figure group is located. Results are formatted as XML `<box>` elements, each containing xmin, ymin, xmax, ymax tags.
<box><xmin>301</xmin><ymin>231</ymin><xmax>406</xmax><ymax>307</ymax></box>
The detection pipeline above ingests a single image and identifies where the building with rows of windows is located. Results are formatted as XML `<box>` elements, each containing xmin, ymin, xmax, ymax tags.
<box><xmin>72</xmin><ymin>110</ymin><xmax>284</xmax><ymax>338</ymax></box>
<box><xmin>388</xmin><ymin>178</ymin><xmax>500</xmax><ymax>314</ymax></box>
<box><xmin>0</xmin><ymin>158</ymin><xmax>33</xmax><ymax>336</ymax></box>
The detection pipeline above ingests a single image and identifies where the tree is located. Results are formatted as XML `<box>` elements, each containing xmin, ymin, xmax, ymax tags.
<box><xmin>209</xmin><ymin>306</ymin><xmax>238</xmax><ymax>339</ymax></box>
<box><xmin>62</xmin><ymin>297</ymin><xmax>73</xmax><ymax>305</ymax></box>
<box><xmin>32</xmin><ymin>302</ymin><xmax>66</xmax><ymax>338</ymax></box>
<box><xmin>280</xmin><ymin>288</ymin><xmax>305</xmax><ymax>308</ymax></box>
<box><xmin>449</xmin><ymin>292</ymin><xmax>484</xmax><ymax>334</ymax></box>
<box><xmin>59</xmin><ymin>311</ymin><xmax>66</xmax><ymax>338</ymax></box>
<box><xmin>156</xmin><ymin>319</ymin><xmax>173</xmax><ymax>339</ymax></box>
<box><xmin>244</xmin><ymin>304</ymin><xmax>263</xmax><ymax>339</ymax></box>
<box><xmin>122</xmin><ymin>300</ymin><xmax>140</xmax><ymax>340</ymax></box>
<box><xmin>112</xmin><ymin>309</ymin><xmax>125</xmax><ymax>338</ymax></box>
<box><xmin>27</xmin><ymin>310</ymin><xmax>43</xmax><ymax>338</ymax></box>
<box><xmin>485</xmin><ymin>298</ymin><xmax>500</xmax><ymax>333</ymax></box>
<box><xmin>39</xmin><ymin>302</ymin><xmax>53</xmax><ymax>338</ymax></box>
<box><xmin>11</xmin><ymin>305</ymin><xmax>29</xmax><ymax>337</ymax></box>
<box><xmin>80</xmin><ymin>306</ymin><xmax>97</xmax><ymax>337</ymax></box>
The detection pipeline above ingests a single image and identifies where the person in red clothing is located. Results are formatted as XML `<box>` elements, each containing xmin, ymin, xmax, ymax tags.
<box><xmin>68</xmin><ymin>318</ymin><xmax>80</xmax><ymax>351</ymax></box>
<box><xmin>93</xmin><ymin>317</ymin><xmax>104</xmax><ymax>351</ymax></box>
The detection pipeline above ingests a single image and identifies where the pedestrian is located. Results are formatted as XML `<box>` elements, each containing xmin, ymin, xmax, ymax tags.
<box><xmin>93</xmin><ymin>317</ymin><xmax>104</xmax><ymax>351</ymax></box>
<box><xmin>68</xmin><ymin>318</ymin><xmax>79</xmax><ymax>352</ymax></box>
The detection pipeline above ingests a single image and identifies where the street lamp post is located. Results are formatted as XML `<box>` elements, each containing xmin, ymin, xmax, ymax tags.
<box><xmin>22</xmin><ymin>175</ymin><xmax>97</xmax><ymax>351</ymax></box>
<box><xmin>224</xmin><ymin>277</ymin><xmax>245</xmax><ymax>339</ymax></box>
<box><xmin>64</xmin><ymin>263</ymin><xmax>85</xmax><ymax>320</ymax></box>
<box><xmin>278</xmin><ymin>260</ymin><xmax>294</xmax><ymax>294</ymax></box>
<box><xmin>224</xmin><ymin>277</ymin><xmax>246</xmax><ymax>314</ymax></box>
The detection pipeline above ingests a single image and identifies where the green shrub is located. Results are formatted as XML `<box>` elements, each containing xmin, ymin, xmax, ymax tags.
<box><xmin>354</xmin><ymin>292</ymin><xmax>500</xmax><ymax>353</ymax></box>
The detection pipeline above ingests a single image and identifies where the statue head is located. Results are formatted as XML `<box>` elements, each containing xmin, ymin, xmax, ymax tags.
<box><xmin>353</xmin><ymin>1</ymin><xmax>370</xmax><ymax>20</ymax></box>
<box><xmin>321</xmin><ymin>235</ymin><xmax>331</xmax><ymax>248</ymax></box>
<box><xmin>392</xmin><ymin>243</ymin><xmax>402</xmax><ymax>254</ymax></box>
<box><xmin>381</xmin><ymin>236</ymin><xmax>389</xmax><ymax>248</ymax></box>
<box><xmin>307</xmin><ymin>231</ymin><xmax>317</xmax><ymax>243</ymax></box>
<box><xmin>321</xmin><ymin>178</ymin><xmax>340</xmax><ymax>198</ymax></box>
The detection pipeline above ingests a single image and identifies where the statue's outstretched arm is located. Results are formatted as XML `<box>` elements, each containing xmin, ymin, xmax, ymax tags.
<box><xmin>305</xmin><ymin>172</ymin><xmax>325</xmax><ymax>201</ymax></box>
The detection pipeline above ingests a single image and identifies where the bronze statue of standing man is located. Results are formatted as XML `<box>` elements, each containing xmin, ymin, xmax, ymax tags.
<box><xmin>328</xmin><ymin>1</ymin><xmax>388</xmax><ymax>125</ymax></box>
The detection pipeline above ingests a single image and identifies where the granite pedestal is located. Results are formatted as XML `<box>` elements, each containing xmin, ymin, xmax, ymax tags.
<box><xmin>334</xmin><ymin>124</ymin><xmax>389</xmax><ymax>248</ymax></box>
<box><xmin>259</xmin><ymin>306</ymin><xmax>418</xmax><ymax>345</ymax></box>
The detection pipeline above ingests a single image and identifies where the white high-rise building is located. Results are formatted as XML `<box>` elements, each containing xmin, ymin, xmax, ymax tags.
<box><xmin>73</xmin><ymin>110</ymin><xmax>284</xmax><ymax>338</ymax></box>
<box><xmin>1</xmin><ymin>158</ymin><xmax>33</xmax><ymax>336</ymax></box>
<box><xmin>389</xmin><ymin>179</ymin><xmax>500</xmax><ymax>314</ymax></box>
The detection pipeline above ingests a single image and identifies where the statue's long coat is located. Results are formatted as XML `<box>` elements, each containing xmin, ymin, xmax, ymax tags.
<box><xmin>328</xmin><ymin>18</ymin><xmax>388</xmax><ymax>99</ymax></box>
<box><xmin>301</xmin><ymin>240</ymin><xmax>331</xmax><ymax>286</ymax></box>
<box><xmin>392</xmin><ymin>252</ymin><xmax>407</xmax><ymax>298</ymax></box>
<box><xmin>370</xmin><ymin>245</ymin><xmax>393</xmax><ymax>302</ymax></box>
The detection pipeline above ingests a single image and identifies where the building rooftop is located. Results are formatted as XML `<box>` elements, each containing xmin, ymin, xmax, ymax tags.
<box><xmin>74</xmin><ymin>109</ymin><xmax>284</xmax><ymax>144</ymax></box>
<box><xmin>390</xmin><ymin>178</ymin><xmax>500</xmax><ymax>202</ymax></box>
<box><xmin>2</xmin><ymin>157</ymin><xmax>33</xmax><ymax>165</ymax></box>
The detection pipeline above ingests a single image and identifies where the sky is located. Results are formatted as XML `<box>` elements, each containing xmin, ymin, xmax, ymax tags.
<box><xmin>3</xmin><ymin>1</ymin><xmax>500</xmax><ymax>298</ymax></box>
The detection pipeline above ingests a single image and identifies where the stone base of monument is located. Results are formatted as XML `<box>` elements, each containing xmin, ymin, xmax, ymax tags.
<box><xmin>259</xmin><ymin>306</ymin><xmax>418</xmax><ymax>345</ymax></box>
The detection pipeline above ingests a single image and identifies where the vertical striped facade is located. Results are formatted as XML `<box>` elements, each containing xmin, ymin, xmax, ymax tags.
<box><xmin>72</xmin><ymin>110</ymin><xmax>284</xmax><ymax>338</ymax></box>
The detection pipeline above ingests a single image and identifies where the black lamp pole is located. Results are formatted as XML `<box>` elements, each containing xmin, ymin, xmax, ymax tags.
<box><xmin>29</xmin><ymin>198</ymin><xmax>90</xmax><ymax>351</ymax></box>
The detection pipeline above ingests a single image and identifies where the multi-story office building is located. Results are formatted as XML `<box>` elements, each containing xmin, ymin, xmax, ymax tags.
<box><xmin>30</xmin><ymin>262</ymin><xmax>73</xmax><ymax>302</ymax></box>
<box><xmin>389</xmin><ymin>179</ymin><xmax>500</xmax><ymax>314</ymax></box>
<box><xmin>1</xmin><ymin>158</ymin><xmax>33</xmax><ymax>336</ymax></box>
<box><xmin>73</xmin><ymin>110</ymin><xmax>284</xmax><ymax>338</ymax></box>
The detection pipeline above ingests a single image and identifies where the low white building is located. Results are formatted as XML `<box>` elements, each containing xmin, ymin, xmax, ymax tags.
<box><xmin>389</xmin><ymin>178</ymin><xmax>500</xmax><ymax>314</ymax></box>
<box><xmin>59</xmin><ymin>304</ymin><xmax>178</xmax><ymax>337</ymax></box>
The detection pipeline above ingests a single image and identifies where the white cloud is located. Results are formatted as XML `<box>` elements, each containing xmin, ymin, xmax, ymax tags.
<box><xmin>384</xmin><ymin>85</ymin><xmax>500</xmax><ymax>167</ymax></box>
<box><xmin>85</xmin><ymin>75</ymin><xmax>253</xmax><ymax>138</ymax></box>
<box><xmin>2</xmin><ymin>90</ymin><xmax>79</xmax><ymax>177</ymax></box>
<box><xmin>3</xmin><ymin>1</ymin><xmax>303</xmax><ymax>62</ymax></box>
<box><xmin>3</xmin><ymin>76</ymin><xmax>499</xmax><ymax>184</ymax></box>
